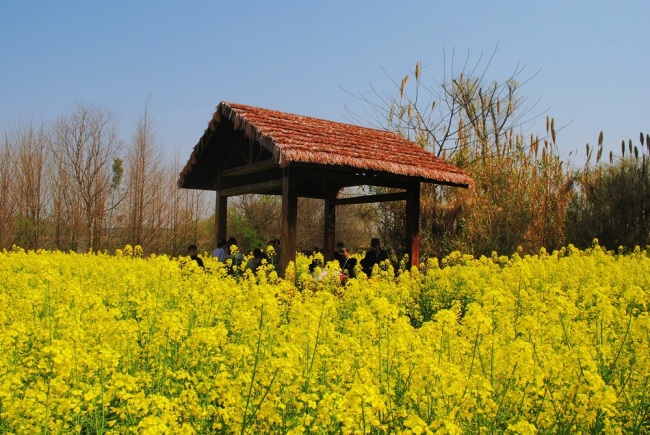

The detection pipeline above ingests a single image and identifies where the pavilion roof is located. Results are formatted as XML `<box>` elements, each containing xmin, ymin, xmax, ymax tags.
<box><xmin>178</xmin><ymin>102</ymin><xmax>473</xmax><ymax>190</ymax></box>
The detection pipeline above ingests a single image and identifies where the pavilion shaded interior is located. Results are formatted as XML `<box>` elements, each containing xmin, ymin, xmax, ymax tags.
<box><xmin>179</xmin><ymin>101</ymin><xmax>473</xmax><ymax>275</ymax></box>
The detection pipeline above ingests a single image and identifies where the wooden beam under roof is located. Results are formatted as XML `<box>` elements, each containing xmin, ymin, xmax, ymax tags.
<box><xmin>221</xmin><ymin>159</ymin><xmax>277</xmax><ymax>177</ymax></box>
<box><xmin>329</xmin><ymin>192</ymin><xmax>409</xmax><ymax>206</ymax></box>
<box><xmin>219</xmin><ymin>179</ymin><xmax>283</xmax><ymax>197</ymax></box>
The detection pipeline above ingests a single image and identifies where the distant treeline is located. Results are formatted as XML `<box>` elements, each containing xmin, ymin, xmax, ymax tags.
<box><xmin>2</xmin><ymin>86</ymin><xmax>649</xmax><ymax>259</ymax></box>
<box><xmin>0</xmin><ymin>103</ymin><xmax>210</xmax><ymax>255</ymax></box>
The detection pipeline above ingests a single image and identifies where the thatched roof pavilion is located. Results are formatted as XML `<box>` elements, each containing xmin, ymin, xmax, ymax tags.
<box><xmin>179</xmin><ymin>101</ymin><xmax>472</xmax><ymax>274</ymax></box>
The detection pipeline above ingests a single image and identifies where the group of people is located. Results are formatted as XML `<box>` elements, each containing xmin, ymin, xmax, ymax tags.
<box><xmin>189</xmin><ymin>236</ymin><xmax>390</xmax><ymax>278</ymax></box>
<box><xmin>309</xmin><ymin>237</ymin><xmax>389</xmax><ymax>281</ymax></box>
<box><xmin>212</xmin><ymin>237</ymin><xmax>281</xmax><ymax>273</ymax></box>
<box><xmin>336</xmin><ymin>237</ymin><xmax>389</xmax><ymax>277</ymax></box>
<box><xmin>212</xmin><ymin>237</ymin><xmax>244</xmax><ymax>266</ymax></box>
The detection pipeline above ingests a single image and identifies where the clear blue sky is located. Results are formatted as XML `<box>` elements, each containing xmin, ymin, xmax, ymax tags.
<box><xmin>1</xmin><ymin>1</ymin><xmax>648</xmax><ymax>165</ymax></box>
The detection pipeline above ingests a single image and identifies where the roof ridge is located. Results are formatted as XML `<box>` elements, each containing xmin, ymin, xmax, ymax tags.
<box><xmin>222</xmin><ymin>101</ymin><xmax>398</xmax><ymax>136</ymax></box>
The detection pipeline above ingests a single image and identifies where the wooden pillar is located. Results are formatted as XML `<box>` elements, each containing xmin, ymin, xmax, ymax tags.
<box><xmin>324</xmin><ymin>198</ymin><xmax>336</xmax><ymax>262</ymax></box>
<box><xmin>215</xmin><ymin>193</ymin><xmax>228</xmax><ymax>247</ymax></box>
<box><xmin>280</xmin><ymin>168</ymin><xmax>298</xmax><ymax>276</ymax></box>
<box><xmin>215</xmin><ymin>173</ymin><xmax>227</xmax><ymax>247</ymax></box>
<box><xmin>405</xmin><ymin>182</ymin><xmax>421</xmax><ymax>269</ymax></box>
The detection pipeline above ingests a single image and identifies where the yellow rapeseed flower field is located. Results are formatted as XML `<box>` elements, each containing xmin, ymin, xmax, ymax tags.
<box><xmin>0</xmin><ymin>243</ymin><xmax>648</xmax><ymax>434</ymax></box>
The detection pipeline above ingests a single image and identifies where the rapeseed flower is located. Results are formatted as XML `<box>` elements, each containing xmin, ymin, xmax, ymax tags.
<box><xmin>0</xmin><ymin>244</ymin><xmax>649</xmax><ymax>432</ymax></box>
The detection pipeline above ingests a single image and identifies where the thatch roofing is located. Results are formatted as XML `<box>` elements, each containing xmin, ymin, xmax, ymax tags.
<box><xmin>178</xmin><ymin>102</ymin><xmax>473</xmax><ymax>191</ymax></box>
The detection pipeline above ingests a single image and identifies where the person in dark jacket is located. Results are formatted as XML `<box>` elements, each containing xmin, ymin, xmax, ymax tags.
<box><xmin>245</xmin><ymin>248</ymin><xmax>267</xmax><ymax>273</ymax></box>
<box><xmin>360</xmin><ymin>238</ymin><xmax>388</xmax><ymax>276</ymax></box>
<box><xmin>188</xmin><ymin>244</ymin><xmax>204</xmax><ymax>269</ymax></box>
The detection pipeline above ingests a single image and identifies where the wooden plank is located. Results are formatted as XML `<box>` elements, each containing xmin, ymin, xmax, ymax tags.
<box><xmin>329</xmin><ymin>192</ymin><xmax>408</xmax><ymax>206</ymax></box>
<box><xmin>280</xmin><ymin>169</ymin><xmax>298</xmax><ymax>277</ymax></box>
<box><xmin>221</xmin><ymin>130</ymin><xmax>248</xmax><ymax>168</ymax></box>
<box><xmin>221</xmin><ymin>159</ymin><xmax>277</xmax><ymax>177</ymax></box>
<box><xmin>219</xmin><ymin>179</ymin><xmax>283</xmax><ymax>197</ymax></box>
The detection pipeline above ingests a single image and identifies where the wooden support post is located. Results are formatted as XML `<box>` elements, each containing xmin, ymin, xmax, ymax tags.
<box><xmin>324</xmin><ymin>198</ymin><xmax>336</xmax><ymax>262</ymax></box>
<box><xmin>280</xmin><ymin>168</ymin><xmax>298</xmax><ymax>277</ymax></box>
<box><xmin>215</xmin><ymin>174</ymin><xmax>228</xmax><ymax>248</ymax></box>
<box><xmin>405</xmin><ymin>182</ymin><xmax>421</xmax><ymax>269</ymax></box>
<box><xmin>215</xmin><ymin>193</ymin><xmax>228</xmax><ymax>248</ymax></box>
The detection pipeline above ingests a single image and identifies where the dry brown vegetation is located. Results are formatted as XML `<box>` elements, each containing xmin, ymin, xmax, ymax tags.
<box><xmin>1</xmin><ymin>59</ymin><xmax>647</xmax><ymax>257</ymax></box>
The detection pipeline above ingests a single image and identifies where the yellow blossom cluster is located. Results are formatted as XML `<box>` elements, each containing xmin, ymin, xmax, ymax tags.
<box><xmin>0</xmin><ymin>243</ymin><xmax>648</xmax><ymax>433</ymax></box>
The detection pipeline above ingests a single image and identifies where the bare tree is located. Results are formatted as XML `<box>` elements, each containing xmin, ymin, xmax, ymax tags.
<box><xmin>160</xmin><ymin>155</ymin><xmax>211</xmax><ymax>255</ymax></box>
<box><xmin>0</xmin><ymin>132</ymin><xmax>17</xmax><ymax>248</ymax></box>
<box><xmin>347</xmin><ymin>50</ymin><xmax>574</xmax><ymax>257</ymax></box>
<box><xmin>49</xmin><ymin>149</ymin><xmax>80</xmax><ymax>250</ymax></box>
<box><xmin>51</xmin><ymin>103</ymin><xmax>121</xmax><ymax>251</ymax></box>
<box><xmin>14</xmin><ymin>121</ymin><xmax>50</xmax><ymax>249</ymax></box>
<box><xmin>126</xmin><ymin>99</ymin><xmax>164</xmax><ymax>248</ymax></box>
<box><xmin>145</xmin><ymin>165</ymin><xmax>170</xmax><ymax>252</ymax></box>
<box><xmin>346</xmin><ymin>47</ymin><xmax>542</xmax><ymax>160</ymax></box>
